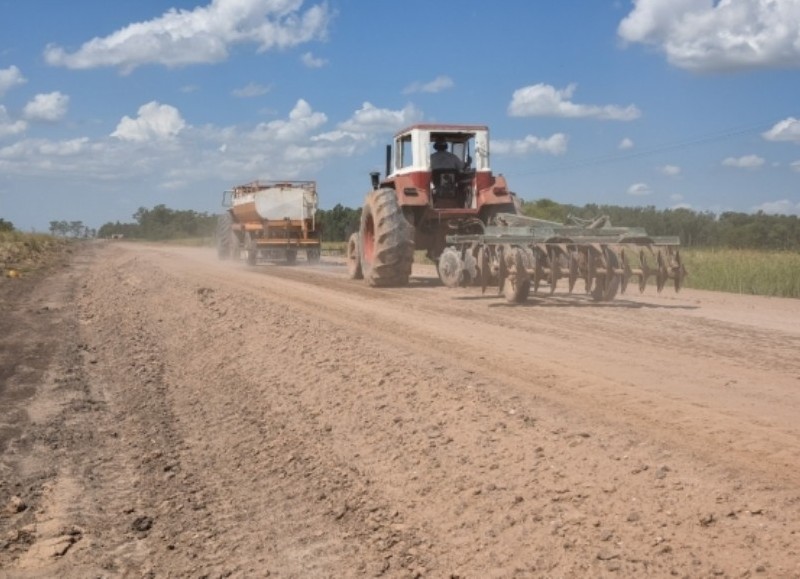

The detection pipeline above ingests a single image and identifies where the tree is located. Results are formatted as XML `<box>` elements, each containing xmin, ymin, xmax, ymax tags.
<box><xmin>0</xmin><ymin>218</ymin><xmax>13</xmax><ymax>232</ymax></box>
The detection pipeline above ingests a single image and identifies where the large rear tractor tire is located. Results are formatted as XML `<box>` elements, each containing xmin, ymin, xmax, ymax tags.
<box><xmin>346</xmin><ymin>232</ymin><xmax>364</xmax><ymax>280</ymax></box>
<box><xmin>216</xmin><ymin>213</ymin><xmax>234</xmax><ymax>260</ymax></box>
<box><xmin>359</xmin><ymin>188</ymin><xmax>415</xmax><ymax>287</ymax></box>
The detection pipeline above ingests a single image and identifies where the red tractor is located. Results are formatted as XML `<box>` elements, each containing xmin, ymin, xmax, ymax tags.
<box><xmin>348</xmin><ymin>124</ymin><xmax>519</xmax><ymax>286</ymax></box>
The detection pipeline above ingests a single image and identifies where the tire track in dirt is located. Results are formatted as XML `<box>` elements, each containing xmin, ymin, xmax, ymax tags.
<box><xmin>3</xmin><ymin>243</ymin><xmax>799</xmax><ymax>578</ymax></box>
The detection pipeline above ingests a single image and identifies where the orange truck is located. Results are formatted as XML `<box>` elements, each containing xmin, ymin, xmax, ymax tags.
<box><xmin>216</xmin><ymin>180</ymin><xmax>322</xmax><ymax>265</ymax></box>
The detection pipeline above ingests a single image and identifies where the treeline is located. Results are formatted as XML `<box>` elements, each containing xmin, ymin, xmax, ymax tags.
<box><xmin>49</xmin><ymin>220</ymin><xmax>96</xmax><ymax>238</ymax></box>
<box><xmin>98</xmin><ymin>205</ymin><xmax>217</xmax><ymax>240</ymax></box>
<box><xmin>316</xmin><ymin>204</ymin><xmax>361</xmax><ymax>242</ymax></box>
<box><xmin>520</xmin><ymin>198</ymin><xmax>800</xmax><ymax>250</ymax></box>
<box><xmin>92</xmin><ymin>199</ymin><xmax>800</xmax><ymax>250</ymax></box>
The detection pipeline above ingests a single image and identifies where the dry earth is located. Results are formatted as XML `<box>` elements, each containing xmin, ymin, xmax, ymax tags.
<box><xmin>1</xmin><ymin>241</ymin><xmax>799</xmax><ymax>578</ymax></box>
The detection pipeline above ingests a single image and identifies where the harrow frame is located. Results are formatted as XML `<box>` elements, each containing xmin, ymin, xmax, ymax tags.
<box><xmin>443</xmin><ymin>213</ymin><xmax>687</xmax><ymax>303</ymax></box>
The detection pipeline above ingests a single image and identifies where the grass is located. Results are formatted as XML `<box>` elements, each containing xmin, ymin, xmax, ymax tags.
<box><xmin>681</xmin><ymin>248</ymin><xmax>800</xmax><ymax>298</ymax></box>
<box><xmin>0</xmin><ymin>231</ymin><xmax>69</xmax><ymax>274</ymax></box>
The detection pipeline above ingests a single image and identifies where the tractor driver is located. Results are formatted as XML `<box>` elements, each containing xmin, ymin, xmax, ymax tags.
<box><xmin>430</xmin><ymin>137</ymin><xmax>464</xmax><ymax>172</ymax></box>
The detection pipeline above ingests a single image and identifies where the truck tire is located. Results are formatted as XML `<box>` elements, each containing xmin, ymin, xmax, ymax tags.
<box><xmin>216</xmin><ymin>213</ymin><xmax>234</xmax><ymax>260</ymax></box>
<box><xmin>346</xmin><ymin>233</ymin><xmax>363</xmax><ymax>279</ymax></box>
<box><xmin>306</xmin><ymin>247</ymin><xmax>321</xmax><ymax>264</ymax></box>
<box><xmin>359</xmin><ymin>188</ymin><xmax>414</xmax><ymax>287</ymax></box>
<box><xmin>245</xmin><ymin>233</ymin><xmax>257</xmax><ymax>266</ymax></box>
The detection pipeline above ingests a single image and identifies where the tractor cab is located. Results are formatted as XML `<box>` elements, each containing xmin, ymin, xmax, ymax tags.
<box><xmin>366</xmin><ymin>123</ymin><xmax>518</xmax><ymax>267</ymax></box>
<box><xmin>377</xmin><ymin>124</ymin><xmax>491</xmax><ymax>212</ymax></box>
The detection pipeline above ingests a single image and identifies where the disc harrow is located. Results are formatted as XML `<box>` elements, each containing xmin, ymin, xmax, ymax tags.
<box><xmin>442</xmin><ymin>213</ymin><xmax>687</xmax><ymax>304</ymax></box>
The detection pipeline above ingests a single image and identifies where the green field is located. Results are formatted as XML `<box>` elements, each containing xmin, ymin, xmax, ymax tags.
<box><xmin>681</xmin><ymin>248</ymin><xmax>800</xmax><ymax>298</ymax></box>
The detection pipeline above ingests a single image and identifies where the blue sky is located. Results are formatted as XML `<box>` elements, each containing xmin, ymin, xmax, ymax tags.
<box><xmin>1</xmin><ymin>0</ymin><xmax>800</xmax><ymax>232</ymax></box>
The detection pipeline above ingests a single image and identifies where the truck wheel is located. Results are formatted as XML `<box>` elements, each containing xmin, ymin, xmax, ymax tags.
<box><xmin>346</xmin><ymin>233</ymin><xmax>363</xmax><ymax>280</ymax></box>
<box><xmin>307</xmin><ymin>247</ymin><xmax>321</xmax><ymax>264</ymax></box>
<box><xmin>359</xmin><ymin>188</ymin><xmax>414</xmax><ymax>287</ymax></box>
<box><xmin>216</xmin><ymin>213</ymin><xmax>234</xmax><ymax>260</ymax></box>
<box><xmin>245</xmin><ymin>234</ymin><xmax>257</xmax><ymax>266</ymax></box>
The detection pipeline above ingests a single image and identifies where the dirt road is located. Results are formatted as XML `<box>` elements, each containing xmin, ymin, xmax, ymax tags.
<box><xmin>2</xmin><ymin>241</ymin><xmax>799</xmax><ymax>578</ymax></box>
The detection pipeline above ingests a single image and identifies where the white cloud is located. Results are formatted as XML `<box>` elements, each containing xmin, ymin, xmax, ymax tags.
<box><xmin>660</xmin><ymin>164</ymin><xmax>681</xmax><ymax>176</ymax></box>
<box><xmin>250</xmin><ymin>99</ymin><xmax>327</xmax><ymax>142</ymax></box>
<box><xmin>763</xmin><ymin>117</ymin><xmax>800</xmax><ymax>143</ymax></box>
<box><xmin>627</xmin><ymin>182</ymin><xmax>652</xmax><ymax>196</ymax></box>
<box><xmin>301</xmin><ymin>51</ymin><xmax>327</xmax><ymax>68</ymax></box>
<box><xmin>43</xmin><ymin>0</ymin><xmax>331</xmax><ymax>73</ymax></box>
<box><xmin>792</xmin><ymin>160</ymin><xmax>800</xmax><ymax>172</ymax></box>
<box><xmin>37</xmin><ymin>137</ymin><xmax>91</xmax><ymax>156</ymax></box>
<box><xmin>619</xmin><ymin>137</ymin><xmax>634</xmax><ymax>149</ymax></box>
<box><xmin>492</xmin><ymin>133</ymin><xmax>568</xmax><ymax>156</ymax></box>
<box><xmin>338</xmin><ymin>102</ymin><xmax>422</xmax><ymax>135</ymax></box>
<box><xmin>0</xmin><ymin>105</ymin><xmax>27</xmax><ymax>138</ymax></box>
<box><xmin>0</xmin><ymin>65</ymin><xmax>26</xmax><ymax>96</ymax></box>
<box><xmin>722</xmin><ymin>154</ymin><xmax>765</xmax><ymax>169</ymax></box>
<box><xmin>23</xmin><ymin>92</ymin><xmax>70</xmax><ymax>122</ymax></box>
<box><xmin>751</xmin><ymin>199</ymin><xmax>800</xmax><ymax>215</ymax></box>
<box><xmin>508</xmin><ymin>83</ymin><xmax>640</xmax><ymax>121</ymax></box>
<box><xmin>0</xmin><ymin>98</ymin><xmax>423</xmax><ymax>193</ymax></box>
<box><xmin>111</xmin><ymin>101</ymin><xmax>186</xmax><ymax>142</ymax></box>
<box><xmin>670</xmin><ymin>193</ymin><xmax>684</xmax><ymax>202</ymax></box>
<box><xmin>403</xmin><ymin>75</ymin><xmax>455</xmax><ymax>94</ymax></box>
<box><xmin>618</xmin><ymin>0</ymin><xmax>800</xmax><ymax>72</ymax></box>
<box><xmin>232</xmin><ymin>82</ymin><xmax>271</xmax><ymax>98</ymax></box>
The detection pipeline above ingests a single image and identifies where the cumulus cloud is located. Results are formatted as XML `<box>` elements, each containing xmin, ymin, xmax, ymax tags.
<box><xmin>619</xmin><ymin>137</ymin><xmax>634</xmax><ymax>150</ymax></box>
<box><xmin>508</xmin><ymin>83</ymin><xmax>640</xmax><ymax>121</ymax></box>
<box><xmin>618</xmin><ymin>0</ymin><xmax>800</xmax><ymax>72</ymax></box>
<box><xmin>23</xmin><ymin>92</ymin><xmax>70</xmax><ymax>122</ymax></box>
<box><xmin>111</xmin><ymin>101</ymin><xmax>187</xmax><ymax>142</ymax></box>
<box><xmin>722</xmin><ymin>154</ymin><xmax>765</xmax><ymax>169</ymax></box>
<box><xmin>301</xmin><ymin>51</ymin><xmax>327</xmax><ymax>68</ymax></box>
<box><xmin>43</xmin><ymin>0</ymin><xmax>331</xmax><ymax>73</ymax></box>
<box><xmin>0</xmin><ymin>65</ymin><xmax>26</xmax><ymax>96</ymax></box>
<box><xmin>627</xmin><ymin>182</ymin><xmax>652</xmax><ymax>196</ymax></box>
<box><xmin>403</xmin><ymin>75</ymin><xmax>455</xmax><ymax>94</ymax></box>
<box><xmin>0</xmin><ymin>106</ymin><xmax>27</xmax><ymax>138</ymax></box>
<box><xmin>660</xmin><ymin>164</ymin><xmax>681</xmax><ymax>176</ymax></box>
<box><xmin>763</xmin><ymin>117</ymin><xmax>800</xmax><ymax>143</ymax></box>
<box><xmin>492</xmin><ymin>133</ymin><xmax>568</xmax><ymax>156</ymax></box>
<box><xmin>751</xmin><ymin>199</ymin><xmax>800</xmax><ymax>215</ymax></box>
<box><xmin>249</xmin><ymin>99</ymin><xmax>327</xmax><ymax>142</ymax></box>
<box><xmin>232</xmin><ymin>82</ymin><xmax>271</xmax><ymax>98</ymax></box>
<box><xmin>338</xmin><ymin>102</ymin><xmax>422</xmax><ymax>135</ymax></box>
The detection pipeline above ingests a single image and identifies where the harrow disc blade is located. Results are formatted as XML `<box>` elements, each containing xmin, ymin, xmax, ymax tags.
<box><xmin>503</xmin><ymin>246</ymin><xmax>531</xmax><ymax>304</ymax></box>
<box><xmin>462</xmin><ymin>251</ymin><xmax>478</xmax><ymax>287</ymax></box>
<box><xmin>438</xmin><ymin>247</ymin><xmax>464</xmax><ymax>288</ymax></box>
<box><xmin>497</xmin><ymin>245</ymin><xmax>508</xmax><ymax>295</ymax></box>
<box><xmin>478</xmin><ymin>245</ymin><xmax>490</xmax><ymax>294</ymax></box>
<box><xmin>672</xmin><ymin>249</ymin><xmax>687</xmax><ymax>292</ymax></box>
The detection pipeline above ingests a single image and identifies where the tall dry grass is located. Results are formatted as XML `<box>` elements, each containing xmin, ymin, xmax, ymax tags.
<box><xmin>682</xmin><ymin>248</ymin><xmax>800</xmax><ymax>298</ymax></box>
